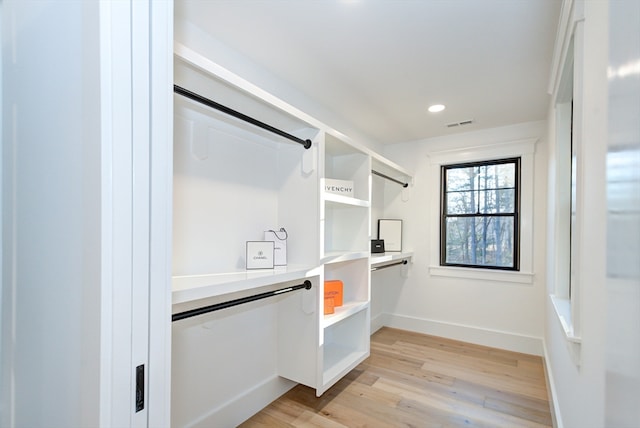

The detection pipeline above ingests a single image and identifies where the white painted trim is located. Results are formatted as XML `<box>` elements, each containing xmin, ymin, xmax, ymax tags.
<box><xmin>370</xmin><ymin>312</ymin><xmax>387</xmax><ymax>334</ymax></box>
<box><xmin>549</xmin><ymin>295</ymin><xmax>582</xmax><ymax>367</ymax></box>
<box><xmin>0</xmin><ymin>0</ymin><xmax>3</xmax><ymax>418</ymax></box>
<box><xmin>542</xmin><ymin>340</ymin><xmax>564</xmax><ymax>428</ymax></box>
<box><xmin>99</xmin><ymin>1</ymin><xmax>134</xmax><ymax>425</ymax></box>
<box><xmin>427</xmin><ymin>138</ymin><xmax>537</xmax><ymax>165</ymax></box>
<box><xmin>549</xmin><ymin>295</ymin><xmax>581</xmax><ymax>344</ymax></box>
<box><xmin>147</xmin><ymin>1</ymin><xmax>173</xmax><ymax>426</ymax></box>
<box><xmin>131</xmin><ymin>2</ymin><xmax>151</xmax><ymax>426</ymax></box>
<box><xmin>383</xmin><ymin>313</ymin><xmax>544</xmax><ymax>356</ymax></box>
<box><xmin>98</xmin><ymin>3</ymin><xmax>114</xmax><ymax>425</ymax></box>
<box><xmin>548</xmin><ymin>0</ymin><xmax>575</xmax><ymax>95</ymax></box>
<box><xmin>428</xmin><ymin>266</ymin><xmax>534</xmax><ymax>284</ymax></box>
<box><xmin>186</xmin><ymin>375</ymin><xmax>296</xmax><ymax>428</ymax></box>
<box><xmin>427</xmin><ymin>138</ymin><xmax>538</xmax><ymax>280</ymax></box>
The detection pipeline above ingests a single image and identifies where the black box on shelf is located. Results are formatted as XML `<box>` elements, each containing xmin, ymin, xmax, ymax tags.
<box><xmin>371</xmin><ymin>239</ymin><xmax>385</xmax><ymax>253</ymax></box>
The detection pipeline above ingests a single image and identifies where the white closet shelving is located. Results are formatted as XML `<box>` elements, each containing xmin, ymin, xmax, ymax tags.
<box><xmin>370</xmin><ymin>154</ymin><xmax>414</xmax><ymax>269</ymax></box>
<box><xmin>170</xmin><ymin>41</ymin><xmax>413</xmax><ymax>412</ymax></box>
<box><xmin>172</xmin><ymin>46</ymin><xmax>321</xmax><ymax>309</ymax></box>
<box><xmin>316</xmin><ymin>131</ymin><xmax>373</xmax><ymax>394</ymax></box>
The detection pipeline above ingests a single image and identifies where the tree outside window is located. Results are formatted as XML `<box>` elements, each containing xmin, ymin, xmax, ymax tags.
<box><xmin>440</xmin><ymin>158</ymin><xmax>520</xmax><ymax>270</ymax></box>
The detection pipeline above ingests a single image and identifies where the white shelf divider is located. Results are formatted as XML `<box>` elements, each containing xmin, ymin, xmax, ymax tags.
<box><xmin>323</xmin><ymin>192</ymin><xmax>370</xmax><ymax>208</ymax></box>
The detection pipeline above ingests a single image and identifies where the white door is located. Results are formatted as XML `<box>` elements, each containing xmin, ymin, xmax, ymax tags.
<box><xmin>0</xmin><ymin>1</ymin><xmax>172</xmax><ymax>426</ymax></box>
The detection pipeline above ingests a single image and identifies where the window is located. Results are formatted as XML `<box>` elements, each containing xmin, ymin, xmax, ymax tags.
<box><xmin>440</xmin><ymin>158</ymin><xmax>520</xmax><ymax>270</ymax></box>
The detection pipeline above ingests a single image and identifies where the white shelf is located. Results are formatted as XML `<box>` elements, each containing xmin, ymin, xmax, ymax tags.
<box><xmin>322</xmin><ymin>301</ymin><xmax>369</xmax><ymax>329</ymax></box>
<box><xmin>321</xmin><ymin>251</ymin><xmax>370</xmax><ymax>265</ymax></box>
<box><xmin>371</xmin><ymin>251</ymin><xmax>413</xmax><ymax>267</ymax></box>
<box><xmin>172</xmin><ymin>264</ymin><xmax>318</xmax><ymax>305</ymax></box>
<box><xmin>174</xmin><ymin>42</ymin><xmax>321</xmax><ymax>135</ymax></box>
<box><xmin>323</xmin><ymin>192</ymin><xmax>370</xmax><ymax>208</ymax></box>
<box><xmin>371</xmin><ymin>153</ymin><xmax>413</xmax><ymax>185</ymax></box>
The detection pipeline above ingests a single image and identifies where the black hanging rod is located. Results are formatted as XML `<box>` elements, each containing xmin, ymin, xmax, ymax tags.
<box><xmin>174</xmin><ymin>84</ymin><xmax>312</xmax><ymax>149</ymax></box>
<box><xmin>371</xmin><ymin>259</ymin><xmax>408</xmax><ymax>271</ymax></box>
<box><xmin>172</xmin><ymin>280</ymin><xmax>313</xmax><ymax>322</ymax></box>
<box><xmin>372</xmin><ymin>170</ymin><xmax>409</xmax><ymax>188</ymax></box>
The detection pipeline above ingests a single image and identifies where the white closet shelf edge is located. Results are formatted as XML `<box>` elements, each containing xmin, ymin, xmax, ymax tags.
<box><xmin>172</xmin><ymin>264</ymin><xmax>319</xmax><ymax>305</ymax></box>
<box><xmin>370</xmin><ymin>251</ymin><xmax>413</xmax><ymax>267</ymax></box>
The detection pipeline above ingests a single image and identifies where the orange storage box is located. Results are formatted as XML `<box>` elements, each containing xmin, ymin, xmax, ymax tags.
<box><xmin>324</xmin><ymin>297</ymin><xmax>335</xmax><ymax>315</ymax></box>
<box><xmin>324</xmin><ymin>280</ymin><xmax>343</xmax><ymax>307</ymax></box>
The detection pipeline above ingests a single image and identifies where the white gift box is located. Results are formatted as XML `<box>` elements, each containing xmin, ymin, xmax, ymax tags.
<box><xmin>324</xmin><ymin>178</ymin><xmax>354</xmax><ymax>197</ymax></box>
<box><xmin>246</xmin><ymin>241</ymin><xmax>274</xmax><ymax>269</ymax></box>
<box><xmin>264</xmin><ymin>228</ymin><xmax>288</xmax><ymax>266</ymax></box>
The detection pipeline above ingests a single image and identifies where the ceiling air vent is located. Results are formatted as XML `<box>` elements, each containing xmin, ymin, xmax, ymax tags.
<box><xmin>446</xmin><ymin>119</ymin><xmax>474</xmax><ymax>128</ymax></box>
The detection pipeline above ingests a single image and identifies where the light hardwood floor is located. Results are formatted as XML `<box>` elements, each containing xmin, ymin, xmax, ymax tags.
<box><xmin>240</xmin><ymin>327</ymin><xmax>553</xmax><ymax>427</ymax></box>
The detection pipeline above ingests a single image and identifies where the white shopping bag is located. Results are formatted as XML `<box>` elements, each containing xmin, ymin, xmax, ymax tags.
<box><xmin>264</xmin><ymin>228</ymin><xmax>287</xmax><ymax>266</ymax></box>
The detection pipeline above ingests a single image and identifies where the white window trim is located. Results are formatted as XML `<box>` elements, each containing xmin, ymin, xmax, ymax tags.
<box><xmin>427</xmin><ymin>138</ymin><xmax>538</xmax><ymax>284</ymax></box>
<box><xmin>547</xmin><ymin>0</ymin><xmax>584</xmax><ymax>367</ymax></box>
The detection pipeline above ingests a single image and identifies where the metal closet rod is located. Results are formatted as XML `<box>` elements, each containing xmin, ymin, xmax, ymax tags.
<box><xmin>172</xmin><ymin>280</ymin><xmax>313</xmax><ymax>322</ymax></box>
<box><xmin>174</xmin><ymin>84</ymin><xmax>312</xmax><ymax>149</ymax></box>
<box><xmin>371</xmin><ymin>259</ymin><xmax>408</xmax><ymax>271</ymax></box>
<box><xmin>372</xmin><ymin>170</ymin><xmax>409</xmax><ymax>188</ymax></box>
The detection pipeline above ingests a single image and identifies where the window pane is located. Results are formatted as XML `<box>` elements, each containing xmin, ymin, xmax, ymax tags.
<box><xmin>478</xmin><ymin>163</ymin><xmax>516</xmax><ymax>188</ymax></box>
<box><xmin>446</xmin><ymin>190</ymin><xmax>477</xmax><ymax>214</ymax></box>
<box><xmin>446</xmin><ymin>167</ymin><xmax>475</xmax><ymax>191</ymax></box>
<box><xmin>477</xmin><ymin>188</ymin><xmax>515</xmax><ymax>213</ymax></box>
<box><xmin>444</xmin><ymin>216</ymin><xmax>515</xmax><ymax>268</ymax></box>
<box><xmin>445</xmin><ymin>161</ymin><xmax>516</xmax><ymax>215</ymax></box>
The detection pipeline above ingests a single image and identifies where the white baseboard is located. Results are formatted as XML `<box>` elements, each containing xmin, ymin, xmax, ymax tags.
<box><xmin>542</xmin><ymin>340</ymin><xmax>563</xmax><ymax>428</ymax></box>
<box><xmin>370</xmin><ymin>312</ymin><xmax>388</xmax><ymax>334</ymax></box>
<box><xmin>187</xmin><ymin>375</ymin><xmax>296</xmax><ymax>428</ymax></box>
<box><xmin>381</xmin><ymin>313</ymin><xmax>544</xmax><ymax>356</ymax></box>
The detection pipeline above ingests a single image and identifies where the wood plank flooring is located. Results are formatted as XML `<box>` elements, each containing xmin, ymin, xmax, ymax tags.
<box><xmin>240</xmin><ymin>327</ymin><xmax>552</xmax><ymax>427</ymax></box>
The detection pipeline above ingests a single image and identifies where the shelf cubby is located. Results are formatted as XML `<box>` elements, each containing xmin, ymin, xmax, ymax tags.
<box><xmin>320</xmin><ymin>308</ymin><xmax>370</xmax><ymax>395</ymax></box>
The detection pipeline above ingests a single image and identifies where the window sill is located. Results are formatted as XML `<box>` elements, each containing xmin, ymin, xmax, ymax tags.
<box><xmin>428</xmin><ymin>265</ymin><xmax>534</xmax><ymax>284</ymax></box>
<box><xmin>550</xmin><ymin>294</ymin><xmax>582</xmax><ymax>366</ymax></box>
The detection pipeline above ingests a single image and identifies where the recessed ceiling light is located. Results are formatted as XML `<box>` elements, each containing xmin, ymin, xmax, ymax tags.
<box><xmin>428</xmin><ymin>104</ymin><xmax>446</xmax><ymax>113</ymax></box>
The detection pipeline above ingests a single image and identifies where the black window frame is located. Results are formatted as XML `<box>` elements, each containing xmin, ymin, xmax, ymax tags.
<box><xmin>440</xmin><ymin>157</ymin><xmax>521</xmax><ymax>271</ymax></box>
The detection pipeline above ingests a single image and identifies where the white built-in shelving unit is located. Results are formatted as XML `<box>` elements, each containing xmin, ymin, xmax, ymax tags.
<box><xmin>370</xmin><ymin>154</ymin><xmax>415</xmax><ymax>270</ymax></box>
<box><xmin>317</xmin><ymin>132</ymin><xmax>372</xmax><ymax>393</ymax></box>
<box><xmin>170</xmin><ymin>36</ymin><xmax>413</xmax><ymax>425</ymax></box>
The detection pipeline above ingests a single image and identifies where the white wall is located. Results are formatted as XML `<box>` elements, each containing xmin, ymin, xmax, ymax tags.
<box><xmin>543</xmin><ymin>1</ymin><xmax>609</xmax><ymax>426</ymax></box>
<box><xmin>604</xmin><ymin>1</ymin><xmax>640</xmax><ymax>426</ymax></box>
<box><xmin>1</xmin><ymin>2</ymin><xmax>174</xmax><ymax>426</ymax></box>
<box><xmin>544</xmin><ymin>1</ymin><xmax>640</xmax><ymax>427</ymax></box>
<box><xmin>380</xmin><ymin>121</ymin><xmax>548</xmax><ymax>355</ymax></box>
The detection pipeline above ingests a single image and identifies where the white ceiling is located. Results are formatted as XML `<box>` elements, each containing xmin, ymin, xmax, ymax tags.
<box><xmin>176</xmin><ymin>0</ymin><xmax>562</xmax><ymax>145</ymax></box>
